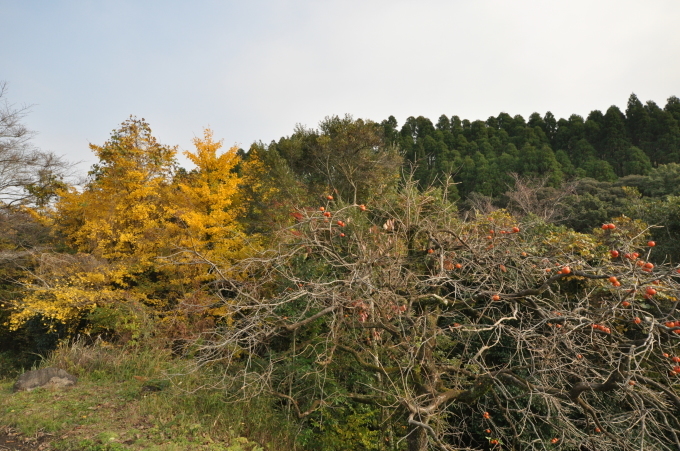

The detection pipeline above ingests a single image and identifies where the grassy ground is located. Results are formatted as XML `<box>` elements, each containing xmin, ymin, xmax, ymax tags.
<box><xmin>0</xmin><ymin>340</ymin><xmax>298</xmax><ymax>451</ymax></box>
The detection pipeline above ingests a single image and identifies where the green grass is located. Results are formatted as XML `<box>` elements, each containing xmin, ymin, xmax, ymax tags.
<box><xmin>0</xmin><ymin>339</ymin><xmax>298</xmax><ymax>450</ymax></box>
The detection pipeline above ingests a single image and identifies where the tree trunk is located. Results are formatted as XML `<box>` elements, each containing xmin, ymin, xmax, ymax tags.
<box><xmin>407</xmin><ymin>425</ymin><xmax>428</xmax><ymax>451</ymax></box>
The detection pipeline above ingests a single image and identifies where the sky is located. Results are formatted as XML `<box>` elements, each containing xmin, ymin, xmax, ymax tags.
<box><xmin>2</xmin><ymin>0</ymin><xmax>680</xmax><ymax>172</ymax></box>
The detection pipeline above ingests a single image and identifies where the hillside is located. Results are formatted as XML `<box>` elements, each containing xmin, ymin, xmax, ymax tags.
<box><xmin>2</xmin><ymin>95</ymin><xmax>680</xmax><ymax>451</ymax></box>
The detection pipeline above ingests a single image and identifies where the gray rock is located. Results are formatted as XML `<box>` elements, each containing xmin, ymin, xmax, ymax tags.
<box><xmin>13</xmin><ymin>367</ymin><xmax>77</xmax><ymax>392</ymax></box>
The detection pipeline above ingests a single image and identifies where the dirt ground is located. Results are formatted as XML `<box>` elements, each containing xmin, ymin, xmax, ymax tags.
<box><xmin>0</xmin><ymin>427</ymin><xmax>51</xmax><ymax>451</ymax></box>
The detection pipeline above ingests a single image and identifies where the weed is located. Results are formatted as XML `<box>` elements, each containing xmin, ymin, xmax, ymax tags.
<box><xmin>1</xmin><ymin>340</ymin><xmax>297</xmax><ymax>450</ymax></box>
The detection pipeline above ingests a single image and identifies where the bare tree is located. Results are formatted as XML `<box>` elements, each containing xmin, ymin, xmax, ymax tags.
<box><xmin>0</xmin><ymin>81</ymin><xmax>71</xmax><ymax>208</ymax></box>
<box><xmin>504</xmin><ymin>173</ymin><xmax>577</xmax><ymax>222</ymax></box>
<box><xmin>180</xmin><ymin>178</ymin><xmax>680</xmax><ymax>451</ymax></box>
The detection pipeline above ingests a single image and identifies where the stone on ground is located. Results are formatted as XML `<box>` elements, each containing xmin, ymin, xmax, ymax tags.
<box><xmin>13</xmin><ymin>367</ymin><xmax>77</xmax><ymax>392</ymax></box>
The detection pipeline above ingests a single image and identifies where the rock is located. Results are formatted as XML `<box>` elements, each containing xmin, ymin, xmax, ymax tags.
<box><xmin>13</xmin><ymin>367</ymin><xmax>77</xmax><ymax>392</ymax></box>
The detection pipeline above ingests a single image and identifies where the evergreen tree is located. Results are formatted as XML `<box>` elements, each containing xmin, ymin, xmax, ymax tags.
<box><xmin>621</xmin><ymin>146</ymin><xmax>652</xmax><ymax>175</ymax></box>
<box><xmin>645</xmin><ymin>100</ymin><xmax>680</xmax><ymax>164</ymax></box>
<box><xmin>543</xmin><ymin>111</ymin><xmax>558</xmax><ymax>144</ymax></box>
<box><xmin>665</xmin><ymin>95</ymin><xmax>680</xmax><ymax>123</ymax></box>
<box><xmin>380</xmin><ymin>115</ymin><xmax>399</xmax><ymax>145</ymax></box>
<box><xmin>435</xmin><ymin>114</ymin><xmax>450</xmax><ymax>132</ymax></box>
<box><xmin>625</xmin><ymin>93</ymin><xmax>651</xmax><ymax>147</ymax></box>
<box><xmin>600</xmin><ymin>106</ymin><xmax>631</xmax><ymax>175</ymax></box>
<box><xmin>517</xmin><ymin>143</ymin><xmax>563</xmax><ymax>185</ymax></box>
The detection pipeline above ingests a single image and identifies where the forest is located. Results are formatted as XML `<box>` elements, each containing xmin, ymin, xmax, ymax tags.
<box><xmin>2</xmin><ymin>87</ymin><xmax>680</xmax><ymax>451</ymax></box>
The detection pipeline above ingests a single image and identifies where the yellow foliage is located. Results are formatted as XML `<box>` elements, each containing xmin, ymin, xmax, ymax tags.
<box><xmin>543</xmin><ymin>228</ymin><xmax>598</xmax><ymax>259</ymax></box>
<box><xmin>8</xmin><ymin>253</ymin><xmax>142</xmax><ymax>333</ymax></box>
<box><xmin>172</xmin><ymin>129</ymin><xmax>253</xmax><ymax>266</ymax></box>
<box><xmin>54</xmin><ymin>117</ymin><xmax>177</xmax><ymax>265</ymax></box>
<box><xmin>10</xmin><ymin>121</ymin><xmax>253</xmax><ymax>335</ymax></box>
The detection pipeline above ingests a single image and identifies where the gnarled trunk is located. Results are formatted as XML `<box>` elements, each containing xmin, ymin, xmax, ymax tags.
<box><xmin>407</xmin><ymin>424</ymin><xmax>428</xmax><ymax>451</ymax></box>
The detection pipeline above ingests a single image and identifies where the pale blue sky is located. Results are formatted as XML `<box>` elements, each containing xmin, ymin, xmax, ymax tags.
<box><xmin>3</xmin><ymin>0</ymin><xmax>680</xmax><ymax>171</ymax></box>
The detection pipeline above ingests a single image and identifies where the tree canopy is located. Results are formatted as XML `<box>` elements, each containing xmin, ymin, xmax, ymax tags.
<box><xmin>2</xmin><ymin>94</ymin><xmax>680</xmax><ymax>451</ymax></box>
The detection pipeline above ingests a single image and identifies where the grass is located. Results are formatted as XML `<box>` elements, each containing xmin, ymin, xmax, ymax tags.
<box><xmin>0</xmin><ymin>339</ymin><xmax>298</xmax><ymax>450</ymax></box>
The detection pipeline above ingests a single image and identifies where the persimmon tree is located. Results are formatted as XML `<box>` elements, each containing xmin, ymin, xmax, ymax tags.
<box><xmin>186</xmin><ymin>179</ymin><xmax>680</xmax><ymax>451</ymax></box>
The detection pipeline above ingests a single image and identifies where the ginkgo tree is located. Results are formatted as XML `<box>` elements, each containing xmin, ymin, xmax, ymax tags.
<box><xmin>9</xmin><ymin>119</ymin><xmax>253</xmax><ymax>339</ymax></box>
<box><xmin>56</xmin><ymin>116</ymin><xmax>178</xmax><ymax>263</ymax></box>
<box><xmin>185</xmin><ymin>179</ymin><xmax>680</xmax><ymax>451</ymax></box>
<box><xmin>171</xmin><ymin>128</ymin><xmax>252</xmax><ymax>272</ymax></box>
